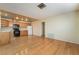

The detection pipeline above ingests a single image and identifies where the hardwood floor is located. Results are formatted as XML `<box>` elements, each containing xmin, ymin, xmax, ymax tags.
<box><xmin>0</xmin><ymin>36</ymin><xmax>79</xmax><ymax>55</ymax></box>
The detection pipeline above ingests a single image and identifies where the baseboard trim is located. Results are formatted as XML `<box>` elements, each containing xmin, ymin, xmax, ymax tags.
<box><xmin>32</xmin><ymin>35</ymin><xmax>79</xmax><ymax>45</ymax></box>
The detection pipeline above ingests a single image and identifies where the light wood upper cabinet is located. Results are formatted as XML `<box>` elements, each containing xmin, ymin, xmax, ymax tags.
<box><xmin>15</xmin><ymin>21</ymin><xmax>32</xmax><ymax>28</ymax></box>
<box><xmin>1</xmin><ymin>19</ymin><xmax>9</xmax><ymax>27</ymax></box>
<box><xmin>19</xmin><ymin>22</ymin><xmax>27</xmax><ymax>28</ymax></box>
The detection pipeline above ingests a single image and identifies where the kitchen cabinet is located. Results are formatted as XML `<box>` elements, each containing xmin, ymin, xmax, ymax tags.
<box><xmin>20</xmin><ymin>30</ymin><xmax>28</xmax><ymax>36</ymax></box>
<box><xmin>15</xmin><ymin>22</ymin><xmax>31</xmax><ymax>28</ymax></box>
<box><xmin>0</xmin><ymin>32</ymin><xmax>10</xmax><ymax>45</ymax></box>
<box><xmin>19</xmin><ymin>22</ymin><xmax>27</xmax><ymax>28</ymax></box>
<box><xmin>1</xmin><ymin>19</ymin><xmax>9</xmax><ymax>27</ymax></box>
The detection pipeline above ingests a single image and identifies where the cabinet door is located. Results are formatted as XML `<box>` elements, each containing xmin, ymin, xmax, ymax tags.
<box><xmin>18</xmin><ymin>22</ymin><xmax>27</xmax><ymax>28</ymax></box>
<box><xmin>20</xmin><ymin>30</ymin><xmax>28</xmax><ymax>36</ymax></box>
<box><xmin>1</xmin><ymin>19</ymin><xmax>9</xmax><ymax>27</ymax></box>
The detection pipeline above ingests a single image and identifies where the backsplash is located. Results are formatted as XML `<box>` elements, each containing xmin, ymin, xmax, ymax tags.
<box><xmin>19</xmin><ymin>28</ymin><xmax>27</xmax><ymax>31</ymax></box>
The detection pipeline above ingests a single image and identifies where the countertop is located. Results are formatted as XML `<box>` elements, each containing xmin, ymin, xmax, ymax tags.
<box><xmin>0</xmin><ymin>27</ymin><xmax>12</xmax><ymax>32</ymax></box>
<box><xmin>0</xmin><ymin>27</ymin><xmax>28</xmax><ymax>32</ymax></box>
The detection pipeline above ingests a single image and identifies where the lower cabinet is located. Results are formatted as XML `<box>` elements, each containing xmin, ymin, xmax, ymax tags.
<box><xmin>0</xmin><ymin>32</ymin><xmax>10</xmax><ymax>45</ymax></box>
<box><xmin>20</xmin><ymin>30</ymin><xmax>28</xmax><ymax>36</ymax></box>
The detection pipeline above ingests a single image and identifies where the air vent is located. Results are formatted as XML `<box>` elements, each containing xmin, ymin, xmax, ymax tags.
<box><xmin>37</xmin><ymin>3</ymin><xmax>46</xmax><ymax>9</ymax></box>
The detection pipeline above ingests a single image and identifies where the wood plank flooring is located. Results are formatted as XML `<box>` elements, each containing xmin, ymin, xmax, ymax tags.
<box><xmin>0</xmin><ymin>36</ymin><xmax>79</xmax><ymax>55</ymax></box>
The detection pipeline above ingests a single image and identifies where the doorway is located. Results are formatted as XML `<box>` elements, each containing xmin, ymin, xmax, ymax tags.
<box><xmin>42</xmin><ymin>22</ymin><xmax>45</xmax><ymax>37</ymax></box>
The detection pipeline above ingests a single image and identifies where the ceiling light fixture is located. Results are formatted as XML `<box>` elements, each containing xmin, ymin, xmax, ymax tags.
<box><xmin>16</xmin><ymin>16</ymin><xmax>19</xmax><ymax>19</ymax></box>
<box><xmin>25</xmin><ymin>18</ymin><xmax>28</xmax><ymax>21</ymax></box>
<box><xmin>5</xmin><ymin>13</ymin><xmax>8</xmax><ymax>16</ymax></box>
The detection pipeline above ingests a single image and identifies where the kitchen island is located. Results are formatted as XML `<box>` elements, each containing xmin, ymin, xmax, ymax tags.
<box><xmin>0</xmin><ymin>28</ymin><xmax>12</xmax><ymax>45</ymax></box>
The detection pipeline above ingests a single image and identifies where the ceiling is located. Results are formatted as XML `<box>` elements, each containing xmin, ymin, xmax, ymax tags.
<box><xmin>0</xmin><ymin>3</ymin><xmax>78</xmax><ymax>20</ymax></box>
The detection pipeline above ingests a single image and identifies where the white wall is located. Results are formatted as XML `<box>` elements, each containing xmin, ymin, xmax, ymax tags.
<box><xmin>32</xmin><ymin>12</ymin><xmax>79</xmax><ymax>44</ymax></box>
<box><xmin>45</xmin><ymin>12</ymin><xmax>77</xmax><ymax>43</ymax></box>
